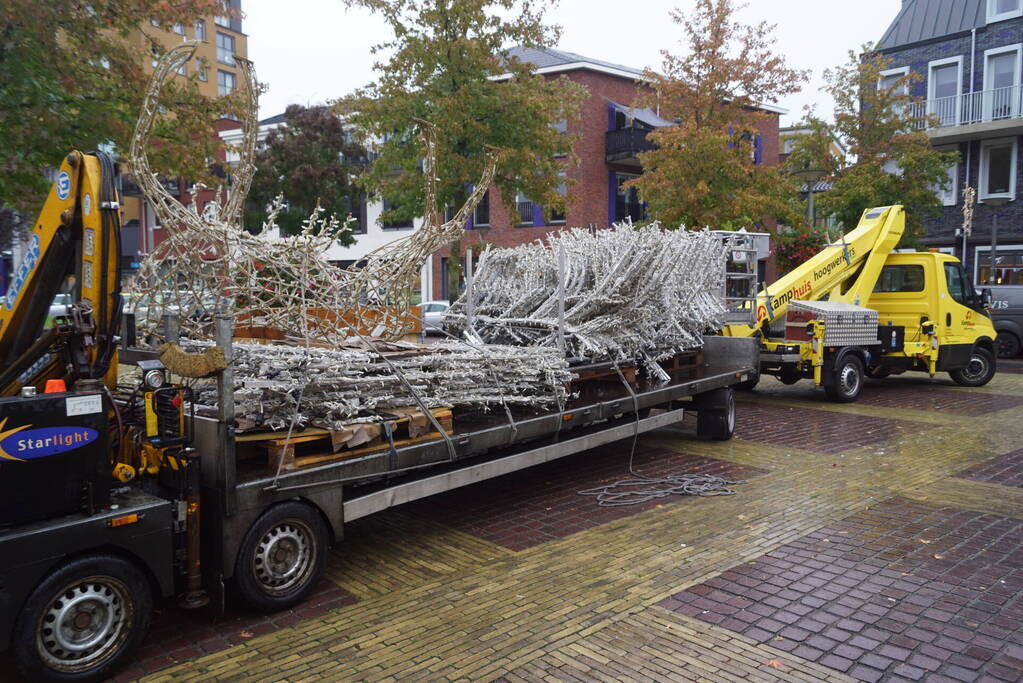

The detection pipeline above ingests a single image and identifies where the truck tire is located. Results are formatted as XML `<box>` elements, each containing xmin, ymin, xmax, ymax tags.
<box><xmin>695</xmin><ymin>388</ymin><xmax>735</xmax><ymax>440</ymax></box>
<box><xmin>824</xmin><ymin>355</ymin><xmax>864</xmax><ymax>403</ymax></box>
<box><xmin>950</xmin><ymin>347</ymin><xmax>996</xmax><ymax>387</ymax></box>
<box><xmin>997</xmin><ymin>331</ymin><xmax>1020</xmax><ymax>359</ymax></box>
<box><xmin>13</xmin><ymin>554</ymin><xmax>152</xmax><ymax>683</ymax></box>
<box><xmin>235</xmin><ymin>501</ymin><xmax>328</xmax><ymax>613</ymax></box>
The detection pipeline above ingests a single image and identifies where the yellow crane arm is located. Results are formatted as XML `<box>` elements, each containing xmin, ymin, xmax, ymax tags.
<box><xmin>723</xmin><ymin>205</ymin><xmax>905</xmax><ymax>337</ymax></box>
<box><xmin>0</xmin><ymin>151</ymin><xmax>122</xmax><ymax>396</ymax></box>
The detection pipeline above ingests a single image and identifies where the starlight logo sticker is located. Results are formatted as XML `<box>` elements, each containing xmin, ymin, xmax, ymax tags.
<box><xmin>0</xmin><ymin>419</ymin><xmax>99</xmax><ymax>462</ymax></box>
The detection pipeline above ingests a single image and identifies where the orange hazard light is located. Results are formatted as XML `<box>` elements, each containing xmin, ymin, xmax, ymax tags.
<box><xmin>44</xmin><ymin>379</ymin><xmax>67</xmax><ymax>393</ymax></box>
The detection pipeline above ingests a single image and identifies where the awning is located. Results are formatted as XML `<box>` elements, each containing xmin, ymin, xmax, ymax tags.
<box><xmin>610</xmin><ymin>101</ymin><xmax>674</xmax><ymax>128</ymax></box>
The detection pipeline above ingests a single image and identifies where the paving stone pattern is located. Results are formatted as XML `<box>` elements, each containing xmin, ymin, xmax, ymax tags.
<box><xmin>855</xmin><ymin>384</ymin><xmax>1023</xmax><ymax>416</ymax></box>
<box><xmin>662</xmin><ymin>497</ymin><xmax>1023</xmax><ymax>682</ymax></box>
<box><xmin>957</xmin><ymin>448</ymin><xmax>1023</xmax><ymax>489</ymax></box>
<box><xmin>732</xmin><ymin>402</ymin><xmax>925</xmax><ymax>452</ymax></box>
<box><xmin>408</xmin><ymin>444</ymin><xmax>766</xmax><ymax>551</ymax></box>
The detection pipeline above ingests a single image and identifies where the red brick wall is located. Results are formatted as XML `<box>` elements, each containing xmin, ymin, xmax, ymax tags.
<box><xmin>427</xmin><ymin>68</ymin><xmax>784</xmax><ymax>298</ymax></box>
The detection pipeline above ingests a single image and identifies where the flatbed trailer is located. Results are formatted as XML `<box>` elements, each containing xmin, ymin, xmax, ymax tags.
<box><xmin>0</xmin><ymin>335</ymin><xmax>756</xmax><ymax>681</ymax></box>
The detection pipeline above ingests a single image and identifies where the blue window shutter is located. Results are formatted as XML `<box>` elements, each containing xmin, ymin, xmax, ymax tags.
<box><xmin>754</xmin><ymin>134</ymin><xmax>763</xmax><ymax>165</ymax></box>
<box><xmin>608</xmin><ymin>171</ymin><xmax>617</xmax><ymax>224</ymax></box>
<box><xmin>532</xmin><ymin>203</ymin><xmax>543</xmax><ymax>226</ymax></box>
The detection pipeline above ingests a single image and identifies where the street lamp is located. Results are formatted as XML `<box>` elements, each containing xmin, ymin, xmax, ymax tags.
<box><xmin>984</xmin><ymin>196</ymin><xmax>1011</xmax><ymax>286</ymax></box>
<box><xmin>791</xmin><ymin>167</ymin><xmax>827</xmax><ymax>227</ymax></box>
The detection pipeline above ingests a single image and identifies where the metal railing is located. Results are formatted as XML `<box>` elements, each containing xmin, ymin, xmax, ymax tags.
<box><xmin>605</xmin><ymin>127</ymin><xmax>656</xmax><ymax>160</ymax></box>
<box><xmin>516</xmin><ymin>201</ymin><xmax>533</xmax><ymax>225</ymax></box>
<box><xmin>908</xmin><ymin>85</ymin><xmax>1023</xmax><ymax>129</ymax></box>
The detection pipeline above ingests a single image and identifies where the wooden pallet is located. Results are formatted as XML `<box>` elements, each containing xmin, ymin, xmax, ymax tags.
<box><xmin>244</xmin><ymin>407</ymin><xmax>453</xmax><ymax>472</ymax></box>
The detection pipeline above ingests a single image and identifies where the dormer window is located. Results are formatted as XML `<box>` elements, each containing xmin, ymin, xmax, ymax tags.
<box><xmin>988</xmin><ymin>0</ymin><xmax>1022</xmax><ymax>24</ymax></box>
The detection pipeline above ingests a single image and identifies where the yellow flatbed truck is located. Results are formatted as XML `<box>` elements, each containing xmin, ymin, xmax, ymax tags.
<box><xmin>722</xmin><ymin>205</ymin><xmax>997</xmax><ymax>402</ymax></box>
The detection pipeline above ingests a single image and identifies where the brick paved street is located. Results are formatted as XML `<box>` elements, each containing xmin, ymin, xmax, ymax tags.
<box><xmin>5</xmin><ymin>364</ymin><xmax>1023</xmax><ymax>682</ymax></box>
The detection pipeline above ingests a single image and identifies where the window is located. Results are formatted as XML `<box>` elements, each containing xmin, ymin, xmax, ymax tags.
<box><xmin>945</xmin><ymin>263</ymin><xmax>971</xmax><ymax>306</ymax></box>
<box><xmin>216</xmin><ymin>32</ymin><xmax>235</xmax><ymax>66</ymax></box>
<box><xmin>783</xmin><ymin>138</ymin><xmax>797</xmax><ymax>154</ymax></box>
<box><xmin>615</xmin><ymin>173</ymin><xmax>646</xmax><ymax>222</ymax></box>
<box><xmin>172</xmin><ymin>22</ymin><xmax>185</xmax><ymax>35</ymax></box>
<box><xmin>474</xmin><ymin>190</ymin><xmax>489</xmax><ymax>227</ymax></box>
<box><xmin>214</xmin><ymin>15</ymin><xmax>230</xmax><ymax>27</ymax></box>
<box><xmin>195</xmin><ymin>19</ymin><xmax>206</xmax><ymax>40</ymax></box>
<box><xmin>381</xmin><ymin>199</ymin><xmax>413</xmax><ymax>230</ymax></box>
<box><xmin>515</xmin><ymin>191</ymin><xmax>533</xmax><ymax>225</ymax></box>
<box><xmin>878</xmin><ymin>66</ymin><xmax>909</xmax><ymax>95</ymax></box>
<box><xmin>150</xmin><ymin>18</ymin><xmax>160</xmax><ymax>27</ymax></box>
<box><xmin>934</xmin><ymin>146</ymin><xmax>959</xmax><ymax>206</ymax></box>
<box><xmin>980</xmin><ymin>138</ymin><xmax>1017</xmax><ymax>201</ymax></box>
<box><xmin>928</xmin><ymin>57</ymin><xmax>962</xmax><ymax>126</ymax></box>
<box><xmin>874</xmin><ymin>265</ymin><xmax>925</xmax><ymax>293</ymax></box>
<box><xmin>976</xmin><ymin>247</ymin><xmax>1023</xmax><ymax>285</ymax></box>
<box><xmin>196</xmin><ymin>58</ymin><xmax>207</xmax><ymax>81</ymax></box>
<box><xmin>217</xmin><ymin>70</ymin><xmax>235</xmax><ymax>96</ymax></box>
<box><xmin>552</xmin><ymin>118</ymin><xmax>568</xmax><ymax>134</ymax></box>
<box><xmin>983</xmin><ymin>45</ymin><xmax>1021</xmax><ymax>120</ymax></box>
<box><xmin>176</xmin><ymin>60</ymin><xmax>187</xmax><ymax>76</ymax></box>
<box><xmin>550</xmin><ymin>173</ymin><xmax>567</xmax><ymax>223</ymax></box>
<box><xmin>988</xmin><ymin>0</ymin><xmax>1022</xmax><ymax>23</ymax></box>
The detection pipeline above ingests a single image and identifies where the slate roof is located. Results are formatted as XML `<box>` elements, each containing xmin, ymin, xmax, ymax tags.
<box><xmin>503</xmin><ymin>46</ymin><xmax>647</xmax><ymax>77</ymax></box>
<box><xmin>878</xmin><ymin>0</ymin><xmax>985</xmax><ymax>50</ymax></box>
<box><xmin>259</xmin><ymin>112</ymin><xmax>288</xmax><ymax>126</ymax></box>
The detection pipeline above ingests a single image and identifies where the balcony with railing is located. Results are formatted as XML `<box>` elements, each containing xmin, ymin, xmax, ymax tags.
<box><xmin>908</xmin><ymin>86</ymin><xmax>1023</xmax><ymax>141</ymax></box>
<box><xmin>605</xmin><ymin>127</ymin><xmax>656</xmax><ymax>168</ymax></box>
<box><xmin>515</xmin><ymin>200</ymin><xmax>534</xmax><ymax>225</ymax></box>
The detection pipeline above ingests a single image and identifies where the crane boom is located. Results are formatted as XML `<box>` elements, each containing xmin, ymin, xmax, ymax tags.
<box><xmin>724</xmin><ymin>205</ymin><xmax>905</xmax><ymax>338</ymax></box>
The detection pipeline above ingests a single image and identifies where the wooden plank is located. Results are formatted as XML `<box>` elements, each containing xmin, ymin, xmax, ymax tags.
<box><xmin>290</xmin><ymin>431</ymin><xmax>445</xmax><ymax>470</ymax></box>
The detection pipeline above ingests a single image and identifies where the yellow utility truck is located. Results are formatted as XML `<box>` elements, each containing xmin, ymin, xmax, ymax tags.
<box><xmin>723</xmin><ymin>205</ymin><xmax>997</xmax><ymax>402</ymax></box>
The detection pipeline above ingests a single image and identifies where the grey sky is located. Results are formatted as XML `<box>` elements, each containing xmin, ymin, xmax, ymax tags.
<box><xmin>244</xmin><ymin>0</ymin><xmax>903</xmax><ymax>126</ymax></box>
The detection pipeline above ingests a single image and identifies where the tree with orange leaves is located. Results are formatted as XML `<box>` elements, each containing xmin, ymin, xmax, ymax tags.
<box><xmin>628</xmin><ymin>0</ymin><xmax>807</xmax><ymax>230</ymax></box>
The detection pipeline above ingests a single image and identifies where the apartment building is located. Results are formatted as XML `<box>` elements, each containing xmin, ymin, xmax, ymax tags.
<box><xmin>877</xmin><ymin>0</ymin><xmax>1023</xmax><ymax>289</ymax></box>
<box><xmin>121</xmin><ymin>0</ymin><xmax>247</xmax><ymax>274</ymax></box>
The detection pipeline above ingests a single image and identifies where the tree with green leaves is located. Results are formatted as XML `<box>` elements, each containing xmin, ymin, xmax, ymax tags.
<box><xmin>628</xmin><ymin>0</ymin><xmax>807</xmax><ymax>230</ymax></box>
<box><xmin>338</xmin><ymin>0</ymin><xmax>586</xmax><ymax>229</ymax></box>
<box><xmin>785</xmin><ymin>46</ymin><xmax>959</xmax><ymax>246</ymax></box>
<box><xmin>245</xmin><ymin>104</ymin><xmax>366</xmax><ymax>238</ymax></box>
<box><xmin>0</xmin><ymin>0</ymin><xmax>239</xmax><ymax>213</ymax></box>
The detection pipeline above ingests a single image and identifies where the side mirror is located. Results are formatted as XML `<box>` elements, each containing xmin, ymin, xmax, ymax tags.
<box><xmin>981</xmin><ymin>288</ymin><xmax>994</xmax><ymax>309</ymax></box>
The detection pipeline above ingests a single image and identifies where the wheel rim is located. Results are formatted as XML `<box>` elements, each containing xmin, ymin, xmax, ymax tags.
<box><xmin>839</xmin><ymin>362</ymin><xmax>861</xmax><ymax>396</ymax></box>
<box><xmin>726</xmin><ymin>394</ymin><xmax>735</xmax><ymax>433</ymax></box>
<box><xmin>252</xmin><ymin>519</ymin><xmax>316</xmax><ymax>596</ymax></box>
<box><xmin>961</xmin><ymin>354</ymin><xmax>989</xmax><ymax>381</ymax></box>
<box><xmin>37</xmin><ymin>576</ymin><xmax>133</xmax><ymax>673</ymax></box>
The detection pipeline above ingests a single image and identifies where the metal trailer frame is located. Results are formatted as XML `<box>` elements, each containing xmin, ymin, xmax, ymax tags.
<box><xmin>194</xmin><ymin>335</ymin><xmax>758</xmax><ymax>613</ymax></box>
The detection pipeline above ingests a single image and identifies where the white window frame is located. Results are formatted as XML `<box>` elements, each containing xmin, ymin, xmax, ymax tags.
<box><xmin>982</xmin><ymin>44</ymin><xmax>1022</xmax><ymax>120</ymax></box>
<box><xmin>973</xmin><ymin>245</ymin><xmax>1022</xmax><ymax>286</ymax></box>
<box><xmin>195</xmin><ymin>19</ymin><xmax>206</xmax><ymax>41</ymax></box>
<box><xmin>934</xmin><ymin>146</ymin><xmax>960</xmax><ymax>206</ymax></box>
<box><xmin>979</xmin><ymin>137</ymin><xmax>1018</xmax><ymax>201</ymax></box>
<box><xmin>927</xmin><ymin>56</ymin><xmax>963</xmax><ymax>126</ymax></box>
<box><xmin>878</xmin><ymin>66</ymin><xmax>910</xmax><ymax>95</ymax></box>
<box><xmin>988</xmin><ymin>0</ymin><xmax>1023</xmax><ymax>24</ymax></box>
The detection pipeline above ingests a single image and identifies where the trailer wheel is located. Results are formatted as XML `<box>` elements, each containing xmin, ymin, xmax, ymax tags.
<box><xmin>695</xmin><ymin>388</ymin><xmax>735</xmax><ymax>440</ymax></box>
<box><xmin>235</xmin><ymin>502</ymin><xmax>328</xmax><ymax>613</ymax></box>
<box><xmin>13</xmin><ymin>554</ymin><xmax>152</xmax><ymax>683</ymax></box>
<box><xmin>824</xmin><ymin>355</ymin><xmax>864</xmax><ymax>403</ymax></box>
<box><xmin>950</xmin><ymin>347</ymin><xmax>996</xmax><ymax>387</ymax></box>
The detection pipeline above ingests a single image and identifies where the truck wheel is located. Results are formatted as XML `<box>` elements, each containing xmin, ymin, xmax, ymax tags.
<box><xmin>235</xmin><ymin>502</ymin><xmax>328</xmax><ymax>613</ymax></box>
<box><xmin>696</xmin><ymin>388</ymin><xmax>735</xmax><ymax>440</ymax></box>
<box><xmin>997</xmin><ymin>331</ymin><xmax>1020</xmax><ymax>359</ymax></box>
<box><xmin>950</xmin><ymin>347</ymin><xmax>996</xmax><ymax>387</ymax></box>
<box><xmin>824</xmin><ymin>355</ymin><xmax>864</xmax><ymax>403</ymax></box>
<box><xmin>13</xmin><ymin>554</ymin><xmax>152</xmax><ymax>683</ymax></box>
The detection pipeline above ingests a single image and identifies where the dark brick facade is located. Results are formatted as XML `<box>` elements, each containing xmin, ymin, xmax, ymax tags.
<box><xmin>428</xmin><ymin>65</ymin><xmax>781</xmax><ymax>299</ymax></box>
<box><xmin>879</xmin><ymin>18</ymin><xmax>1023</xmax><ymax>273</ymax></box>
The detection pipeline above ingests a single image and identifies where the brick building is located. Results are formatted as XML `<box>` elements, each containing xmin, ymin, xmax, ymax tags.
<box><xmin>423</xmin><ymin>46</ymin><xmax>785</xmax><ymax>301</ymax></box>
<box><xmin>877</xmin><ymin>0</ymin><xmax>1023</xmax><ymax>288</ymax></box>
<box><xmin>120</xmin><ymin>1</ymin><xmax>247</xmax><ymax>278</ymax></box>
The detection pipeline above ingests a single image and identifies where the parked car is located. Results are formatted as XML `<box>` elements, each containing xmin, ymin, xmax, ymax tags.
<box><xmin>47</xmin><ymin>292</ymin><xmax>72</xmax><ymax>322</ymax></box>
<box><xmin>991</xmin><ymin>287</ymin><xmax>1023</xmax><ymax>358</ymax></box>
<box><xmin>417</xmin><ymin>300</ymin><xmax>450</xmax><ymax>332</ymax></box>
